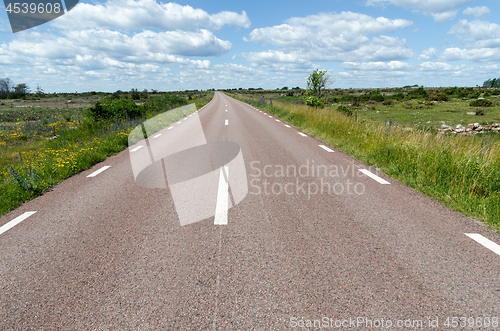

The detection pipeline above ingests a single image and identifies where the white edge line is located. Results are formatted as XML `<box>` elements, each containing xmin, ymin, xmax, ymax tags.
<box><xmin>284</xmin><ymin>125</ymin><xmax>291</xmax><ymax>128</ymax></box>
<box><xmin>298</xmin><ymin>132</ymin><xmax>307</xmax><ymax>137</ymax></box>
<box><xmin>0</xmin><ymin>211</ymin><xmax>37</xmax><ymax>236</ymax></box>
<box><xmin>214</xmin><ymin>166</ymin><xmax>229</xmax><ymax>225</ymax></box>
<box><xmin>275</xmin><ymin>119</ymin><xmax>280</xmax><ymax>122</ymax></box>
<box><xmin>130</xmin><ymin>145</ymin><xmax>144</xmax><ymax>152</ymax></box>
<box><xmin>319</xmin><ymin>145</ymin><xmax>334</xmax><ymax>152</ymax></box>
<box><xmin>358</xmin><ymin>169</ymin><xmax>390</xmax><ymax>184</ymax></box>
<box><xmin>167</xmin><ymin>127</ymin><xmax>173</xmax><ymax>130</ymax></box>
<box><xmin>87</xmin><ymin>165</ymin><xmax>111</xmax><ymax>178</ymax></box>
<box><xmin>465</xmin><ymin>233</ymin><xmax>500</xmax><ymax>256</ymax></box>
<box><xmin>153</xmin><ymin>134</ymin><xmax>161</xmax><ymax>138</ymax></box>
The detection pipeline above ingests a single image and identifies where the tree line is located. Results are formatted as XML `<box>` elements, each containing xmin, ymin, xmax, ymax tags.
<box><xmin>0</xmin><ymin>77</ymin><xmax>44</xmax><ymax>99</ymax></box>
<box><xmin>483</xmin><ymin>78</ymin><xmax>500</xmax><ymax>88</ymax></box>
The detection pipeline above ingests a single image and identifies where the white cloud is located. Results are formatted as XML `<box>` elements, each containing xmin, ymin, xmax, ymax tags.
<box><xmin>448</xmin><ymin>19</ymin><xmax>500</xmax><ymax>48</ymax></box>
<box><xmin>463</xmin><ymin>6</ymin><xmax>490</xmax><ymax>17</ymax></box>
<box><xmin>53</xmin><ymin>0</ymin><xmax>251</xmax><ymax>31</ymax></box>
<box><xmin>367</xmin><ymin>0</ymin><xmax>474</xmax><ymax>22</ymax></box>
<box><xmin>418</xmin><ymin>47</ymin><xmax>437</xmax><ymax>60</ymax></box>
<box><xmin>443</xmin><ymin>19</ymin><xmax>500</xmax><ymax>62</ymax></box>
<box><xmin>341</xmin><ymin>61</ymin><xmax>410</xmax><ymax>70</ymax></box>
<box><xmin>243</xmin><ymin>12</ymin><xmax>413</xmax><ymax>67</ymax></box>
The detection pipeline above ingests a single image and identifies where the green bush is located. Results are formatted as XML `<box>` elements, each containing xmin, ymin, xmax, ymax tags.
<box><xmin>304</xmin><ymin>96</ymin><xmax>324</xmax><ymax>107</ymax></box>
<box><xmin>470</xmin><ymin>99</ymin><xmax>493</xmax><ymax>107</ymax></box>
<box><xmin>429</xmin><ymin>92</ymin><xmax>448</xmax><ymax>101</ymax></box>
<box><xmin>87</xmin><ymin>96</ymin><xmax>144</xmax><ymax>122</ymax></box>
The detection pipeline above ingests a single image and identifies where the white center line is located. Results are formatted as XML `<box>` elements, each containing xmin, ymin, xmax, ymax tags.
<box><xmin>465</xmin><ymin>233</ymin><xmax>500</xmax><ymax>256</ymax></box>
<box><xmin>0</xmin><ymin>211</ymin><xmax>37</xmax><ymax>236</ymax></box>
<box><xmin>225</xmin><ymin>109</ymin><xmax>228</xmax><ymax>112</ymax></box>
<box><xmin>87</xmin><ymin>166</ymin><xmax>111</xmax><ymax>178</ymax></box>
<box><xmin>298</xmin><ymin>132</ymin><xmax>307</xmax><ymax>137</ymax></box>
<box><xmin>319</xmin><ymin>145</ymin><xmax>334</xmax><ymax>152</ymax></box>
<box><xmin>214</xmin><ymin>166</ymin><xmax>229</xmax><ymax>225</ymax></box>
<box><xmin>153</xmin><ymin>134</ymin><xmax>162</xmax><ymax>138</ymax></box>
<box><xmin>284</xmin><ymin>125</ymin><xmax>291</xmax><ymax>128</ymax></box>
<box><xmin>358</xmin><ymin>169</ymin><xmax>390</xmax><ymax>184</ymax></box>
<box><xmin>130</xmin><ymin>145</ymin><xmax>144</xmax><ymax>152</ymax></box>
<box><xmin>225</xmin><ymin>119</ymin><xmax>228</xmax><ymax>125</ymax></box>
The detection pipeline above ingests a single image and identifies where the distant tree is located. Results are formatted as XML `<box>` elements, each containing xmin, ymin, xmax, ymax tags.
<box><xmin>0</xmin><ymin>78</ymin><xmax>12</xmax><ymax>95</ymax></box>
<box><xmin>483</xmin><ymin>78</ymin><xmax>500</xmax><ymax>88</ymax></box>
<box><xmin>306</xmin><ymin>69</ymin><xmax>333</xmax><ymax>96</ymax></box>
<box><xmin>281</xmin><ymin>86</ymin><xmax>288</xmax><ymax>90</ymax></box>
<box><xmin>292</xmin><ymin>86</ymin><xmax>301</xmax><ymax>90</ymax></box>
<box><xmin>36</xmin><ymin>85</ymin><xmax>45</xmax><ymax>97</ymax></box>
<box><xmin>14</xmin><ymin>83</ymin><xmax>30</xmax><ymax>94</ymax></box>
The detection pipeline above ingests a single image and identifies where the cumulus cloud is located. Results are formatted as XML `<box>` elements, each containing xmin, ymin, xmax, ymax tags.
<box><xmin>341</xmin><ymin>61</ymin><xmax>410</xmax><ymax>71</ymax></box>
<box><xmin>418</xmin><ymin>47</ymin><xmax>437</xmax><ymax>60</ymax></box>
<box><xmin>52</xmin><ymin>0</ymin><xmax>250</xmax><ymax>31</ymax></box>
<box><xmin>442</xmin><ymin>19</ymin><xmax>500</xmax><ymax>62</ymax></box>
<box><xmin>243</xmin><ymin>12</ymin><xmax>414</xmax><ymax>67</ymax></box>
<box><xmin>367</xmin><ymin>0</ymin><xmax>474</xmax><ymax>22</ymax></box>
<box><xmin>463</xmin><ymin>6</ymin><xmax>490</xmax><ymax>17</ymax></box>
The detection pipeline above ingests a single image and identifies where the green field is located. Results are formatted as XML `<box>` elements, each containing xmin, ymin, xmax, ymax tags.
<box><xmin>0</xmin><ymin>90</ymin><xmax>213</xmax><ymax>216</ymax></box>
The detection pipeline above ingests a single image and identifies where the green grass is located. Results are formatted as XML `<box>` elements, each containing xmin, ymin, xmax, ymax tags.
<box><xmin>231</xmin><ymin>93</ymin><xmax>500</xmax><ymax>232</ymax></box>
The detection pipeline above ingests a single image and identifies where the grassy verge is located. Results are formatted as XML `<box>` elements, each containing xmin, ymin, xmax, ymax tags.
<box><xmin>231</xmin><ymin>93</ymin><xmax>500</xmax><ymax>232</ymax></box>
<box><xmin>0</xmin><ymin>92</ymin><xmax>213</xmax><ymax>217</ymax></box>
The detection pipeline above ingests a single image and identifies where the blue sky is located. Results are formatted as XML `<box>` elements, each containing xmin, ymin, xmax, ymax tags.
<box><xmin>0</xmin><ymin>0</ymin><xmax>499</xmax><ymax>92</ymax></box>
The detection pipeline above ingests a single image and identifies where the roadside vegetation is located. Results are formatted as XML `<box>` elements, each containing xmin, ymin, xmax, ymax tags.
<box><xmin>0</xmin><ymin>88</ymin><xmax>213</xmax><ymax>216</ymax></box>
<box><xmin>228</xmin><ymin>75</ymin><xmax>500</xmax><ymax>231</ymax></box>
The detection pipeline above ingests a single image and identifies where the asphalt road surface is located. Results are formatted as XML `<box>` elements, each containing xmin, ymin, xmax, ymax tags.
<box><xmin>1</xmin><ymin>92</ymin><xmax>499</xmax><ymax>330</ymax></box>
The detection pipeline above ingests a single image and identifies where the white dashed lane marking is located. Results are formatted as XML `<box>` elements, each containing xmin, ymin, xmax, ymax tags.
<box><xmin>319</xmin><ymin>145</ymin><xmax>334</xmax><ymax>152</ymax></box>
<box><xmin>284</xmin><ymin>125</ymin><xmax>291</xmax><ymax>128</ymax></box>
<box><xmin>214</xmin><ymin>166</ymin><xmax>229</xmax><ymax>225</ymax></box>
<box><xmin>153</xmin><ymin>134</ymin><xmax>162</xmax><ymax>138</ymax></box>
<box><xmin>358</xmin><ymin>169</ymin><xmax>390</xmax><ymax>184</ymax></box>
<box><xmin>298</xmin><ymin>132</ymin><xmax>307</xmax><ymax>137</ymax></box>
<box><xmin>465</xmin><ymin>233</ymin><xmax>500</xmax><ymax>256</ymax></box>
<box><xmin>0</xmin><ymin>211</ymin><xmax>37</xmax><ymax>236</ymax></box>
<box><xmin>225</xmin><ymin>120</ymin><xmax>228</xmax><ymax>126</ymax></box>
<box><xmin>87</xmin><ymin>166</ymin><xmax>111</xmax><ymax>178</ymax></box>
<box><xmin>130</xmin><ymin>145</ymin><xmax>144</xmax><ymax>152</ymax></box>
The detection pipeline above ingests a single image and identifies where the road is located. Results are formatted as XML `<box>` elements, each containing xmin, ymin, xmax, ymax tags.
<box><xmin>1</xmin><ymin>92</ymin><xmax>499</xmax><ymax>330</ymax></box>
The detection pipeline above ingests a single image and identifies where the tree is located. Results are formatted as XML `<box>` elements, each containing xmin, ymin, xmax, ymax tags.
<box><xmin>306</xmin><ymin>69</ymin><xmax>333</xmax><ymax>96</ymax></box>
<box><xmin>36</xmin><ymin>85</ymin><xmax>45</xmax><ymax>97</ymax></box>
<box><xmin>0</xmin><ymin>78</ymin><xmax>12</xmax><ymax>95</ymax></box>
<box><xmin>14</xmin><ymin>83</ymin><xmax>30</xmax><ymax>94</ymax></box>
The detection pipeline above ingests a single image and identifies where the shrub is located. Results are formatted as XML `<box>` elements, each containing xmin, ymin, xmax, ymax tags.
<box><xmin>407</xmin><ymin>87</ymin><xmax>428</xmax><ymax>99</ymax></box>
<box><xmin>475</xmin><ymin>109</ymin><xmax>487</xmax><ymax>115</ymax></box>
<box><xmin>86</xmin><ymin>96</ymin><xmax>144</xmax><ymax>122</ymax></box>
<box><xmin>382</xmin><ymin>100</ymin><xmax>394</xmax><ymax>106</ymax></box>
<box><xmin>470</xmin><ymin>99</ymin><xmax>493</xmax><ymax>107</ymax></box>
<box><xmin>336</xmin><ymin>105</ymin><xmax>352</xmax><ymax>116</ymax></box>
<box><xmin>304</xmin><ymin>96</ymin><xmax>324</xmax><ymax>107</ymax></box>
<box><xmin>429</xmin><ymin>92</ymin><xmax>448</xmax><ymax>101</ymax></box>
